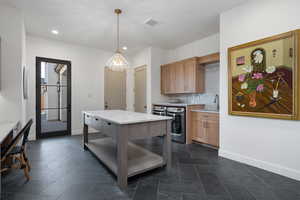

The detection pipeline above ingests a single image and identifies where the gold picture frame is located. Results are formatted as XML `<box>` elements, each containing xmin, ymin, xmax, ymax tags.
<box><xmin>228</xmin><ymin>29</ymin><xmax>300</xmax><ymax>120</ymax></box>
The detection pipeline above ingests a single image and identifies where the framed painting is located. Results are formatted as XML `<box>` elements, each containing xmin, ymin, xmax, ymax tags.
<box><xmin>228</xmin><ymin>29</ymin><xmax>300</xmax><ymax>120</ymax></box>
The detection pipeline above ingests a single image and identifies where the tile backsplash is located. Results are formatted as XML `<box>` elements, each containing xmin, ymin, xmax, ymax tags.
<box><xmin>171</xmin><ymin>93</ymin><xmax>218</xmax><ymax>105</ymax></box>
<box><xmin>167</xmin><ymin>93</ymin><xmax>218</xmax><ymax>110</ymax></box>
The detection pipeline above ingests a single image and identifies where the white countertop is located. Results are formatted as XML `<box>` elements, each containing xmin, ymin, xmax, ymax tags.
<box><xmin>83</xmin><ymin>110</ymin><xmax>172</xmax><ymax>125</ymax></box>
<box><xmin>191</xmin><ymin>109</ymin><xmax>219</xmax><ymax>114</ymax></box>
<box><xmin>0</xmin><ymin>121</ymin><xmax>19</xmax><ymax>143</ymax></box>
<box><xmin>153</xmin><ymin>103</ymin><xmax>203</xmax><ymax>107</ymax></box>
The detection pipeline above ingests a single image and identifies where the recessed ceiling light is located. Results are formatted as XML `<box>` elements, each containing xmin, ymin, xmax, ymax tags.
<box><xmin>51</xmin><ymin>30</ymin><xmax>59</xmax><ymax>35</ymax></box>
<box><xmin>122</xmin><ymin>46</ymin><xmax>128</xmax><ymax>50</ymax></box>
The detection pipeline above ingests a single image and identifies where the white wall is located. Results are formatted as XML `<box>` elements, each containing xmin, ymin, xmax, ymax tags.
<box><xmin>126</xmin><ymin>48</ymin><xmax>151</xmax><ymax>112</ymax></box>
<box><xmin>0</xmin><ymin>5</ymin><xmax>25</xmax><ymax>123</ymax></box>
<box><xmin>150</xmin><ymin>47</ymin><xmax>169</xmax><ymax>105</ymax></box>
<box><xmin>26</xmin><ymin>36</ymin><xmax>112</xmax><ymax>139</ymax></box>
<box><xmin>219</xmin><ymin>0</ymin><xmax>300</xmax><ymax>181</ymax></box>
<box><xmin>165</xmin><ymin>33</ymin><xmax>220</xmax><ymax>63</ymax></box>
<box><xmin>127</xmin><ymin>47</ymin><xmax>169</xmax><ymax>113</ymax></box>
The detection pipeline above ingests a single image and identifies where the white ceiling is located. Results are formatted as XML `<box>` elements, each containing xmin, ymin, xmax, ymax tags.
<box><xmin>1</xmin><ymin>0</ymin><xmax>248</xmax><ymax>53</ymax></box>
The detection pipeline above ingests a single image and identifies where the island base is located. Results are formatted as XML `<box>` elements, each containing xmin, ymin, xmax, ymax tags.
<box><xmin>84</xmin><ymin>137</ymin><xmax>165</xmax><ymax>179</ymax></box>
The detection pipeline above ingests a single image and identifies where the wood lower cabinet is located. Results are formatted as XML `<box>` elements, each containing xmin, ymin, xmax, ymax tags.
<box><xmin>191</xmin><ymin>111</ymin><xmax>219</xmax><ymax>147</ymax></box>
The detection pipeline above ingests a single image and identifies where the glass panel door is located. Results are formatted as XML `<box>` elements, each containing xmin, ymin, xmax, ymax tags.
<box><xmin>36</xmin><ymin>58</ymin><xmax>71</xmax><ymax>138</ymax></box>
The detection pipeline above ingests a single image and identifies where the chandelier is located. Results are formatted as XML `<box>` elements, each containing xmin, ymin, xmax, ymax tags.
<box><xmin>106</xmin><ymin>9</ymin><xmax>129</xmax><ymax>71</ymax></box>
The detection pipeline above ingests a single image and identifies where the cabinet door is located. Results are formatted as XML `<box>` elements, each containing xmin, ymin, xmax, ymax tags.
<box><xmin>191</xmin><ymin>113</ymin><xmax>207</xmax><ymax>143</ymax></box>
<box><xmin>169</xmin><ymin>64</ymin><xmax>177</xmax><ymax>93</ymax></box>
<box><xmin>184</xmin><ymin>59</ymin><xmax>196</xmax><ymax>93</ymax></box>
<box><xmin>196</xmin><ymin>64</ymin><xmax>205</xmax><ymax>93</ymax></box>
<box><xmin>175</xmin><ymin>62</ymin><xmax>184</xmax><ymax>93</ymax></box>
<box><xmin>161</xmin><ymin>65</ymin><xmax>167</xmax><ymax>94</ymax></box>
<box><xmin>161</xmin><ymin>65</ymin><xmax>171</xmax><ymax>94</ymax></box>
<box><xmin>206</xmin><ymin>119</ymin><xmax>219</xmax><ymax>147</ymax></box>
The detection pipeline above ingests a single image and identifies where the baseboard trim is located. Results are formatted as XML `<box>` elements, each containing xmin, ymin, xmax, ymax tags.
<box><xmin>219</xmin><ymin>149</ymin><xmax>300</xmax><ymax>181</ymax></box>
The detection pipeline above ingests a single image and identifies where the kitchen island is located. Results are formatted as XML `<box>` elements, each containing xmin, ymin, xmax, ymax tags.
<box><xmin>82</xmin><ymin>110</ymin><xmax>172</xmax><ymax>188</ymax></box>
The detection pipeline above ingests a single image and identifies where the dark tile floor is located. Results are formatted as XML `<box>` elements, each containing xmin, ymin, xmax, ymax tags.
<box><xmin>2</xmin><ymin>134</ymin><xmax>300</xmax><ymax>200</ymax></box>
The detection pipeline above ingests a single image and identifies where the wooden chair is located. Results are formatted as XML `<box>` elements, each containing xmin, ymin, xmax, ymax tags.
<box><xmin>1</xmin><ymin>119</ymin><xmax>33</xmax><ymax>180</ymax></box>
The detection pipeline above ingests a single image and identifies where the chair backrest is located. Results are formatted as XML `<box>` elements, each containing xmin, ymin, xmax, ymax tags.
<box><xmin>1</xmin><ymin>119</ymin><xmax>33</xmax><ymax>159</ymax></box>
<box><xmin>21</xmin><ymin>119</ymin><xmax>33</xmax><ymax>147</ymax></box>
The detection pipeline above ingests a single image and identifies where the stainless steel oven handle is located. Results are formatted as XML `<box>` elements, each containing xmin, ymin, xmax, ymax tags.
<box><xmin>171</xmin><ymin>133</ymin><xmax>182</xmax><ymax>136</ymax></box>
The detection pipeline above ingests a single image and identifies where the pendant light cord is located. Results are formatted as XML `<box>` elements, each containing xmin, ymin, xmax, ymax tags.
<box><xmin>117</xmin><ymin>12</ymin><xmax>120</xmax><ymax>52</ymax></box>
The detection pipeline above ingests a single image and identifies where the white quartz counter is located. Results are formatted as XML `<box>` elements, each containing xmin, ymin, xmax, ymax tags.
<box><xmin>153</xmin><ymin>103</ymin><xmax>204</xmax><ymax>107</ymax></box>
<box><xmin>83</xmin><ymin>110</ymin><xmax>172</xmax><ymax>125</ymax></box>
<box><xmin>191</xmin><ymin>109</ymin><xmax>219</xmax><ymax>114</ymax></box>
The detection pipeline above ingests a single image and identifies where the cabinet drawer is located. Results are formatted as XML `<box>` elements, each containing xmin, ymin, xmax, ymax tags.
<box><xmin>84</xmin><ymin>114</ymin><xmax>93</xmax><ymax>126</ymax></box>
<box><xmin>191</xmin><ymin>112</ymin><xmax>219</xmax><ymax>121</ymax></box>
<box><xmin>102</xmin><ymin>120</ymin><xmax>117</xmax><ymax>139</ymax></box>
<box><xmin>92</xmin><ymin>116</ymin><xmax>102</xmax><ymax>130</ymax></box>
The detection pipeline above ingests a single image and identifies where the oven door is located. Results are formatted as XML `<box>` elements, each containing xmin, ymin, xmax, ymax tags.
<box><xmin>166</xmin><ymin>112</ymin><xmax>185</xmax><ymax>143</ymax></box>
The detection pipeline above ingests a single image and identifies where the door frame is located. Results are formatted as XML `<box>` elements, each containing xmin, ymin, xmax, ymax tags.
<box><xmin>134</xmin><ymin>65</ymin><xmax>147</xmax><ymax>112</ymax></box>
<box><xmin>36</xmin><ymin>57</ymin><xmax>72</xmax><ymax>139</ymax></box>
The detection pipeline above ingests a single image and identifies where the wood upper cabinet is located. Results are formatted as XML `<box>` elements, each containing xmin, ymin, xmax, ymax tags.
<box><xmin>190</xmin><ymin>111</ymin><xmax>219</xmax><ymax>147</ymax></box>
<box><xmin>161</xmin><ymin>57</ymin><xmax>205</xmax><ymax>94</ymax></box>
<box><xmin>161</xmin><ymin>64</ymin><xmax>170</xmax><ymax>94</ymax></box>
<box><xmin>183</xmin><ymin>59</ymin><xmax>196</xmax><ymax>93</ymax></box>
<box><xmin>175</xmin><ymin>62</ymin><xmax>185</xmax><ymax>93</ymax></box>
<box><xmin>169</xmin><ymin>64</ymin><xmax>177</xmax><ymax>93</ymax></box>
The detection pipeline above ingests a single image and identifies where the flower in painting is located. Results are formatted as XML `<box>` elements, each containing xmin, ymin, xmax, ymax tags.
<box><xmin>252</xmin><ymin>73</ymin><xmax>263</xmax><ymax>79</ymax></box>
<box><xmin>242</xmin><ymin>65</ymin><xmax>253</xmax><ymax>73</ymax></box>
<box><xmin>241</xmin><ymin>82</ymin><xmax>248</xmax><ymax>90</ymax></box>
<box><xmin>266</xmin><ymin>65</ymin><xmax>276</xmax><ymax>74</ymax></box>
<box><xmin>256</xmin><ymin>84</ymin><xmax>264</xmax><ymax>92</ymax></box>
<box><xmin>253</xmin><ymin>50</ymin><xmax>263</xmax><ymax>64</ymax></box>
<box><xmin>238</xmin><ymin>74</ymin><xmax>246</xmax><ymax>82</ymax></box>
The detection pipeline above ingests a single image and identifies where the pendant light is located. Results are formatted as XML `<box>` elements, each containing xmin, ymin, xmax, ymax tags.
<box><xmin>106</xmin><ymin>9</ymin><xmax>129</xmax><ymax>71</ymax></box>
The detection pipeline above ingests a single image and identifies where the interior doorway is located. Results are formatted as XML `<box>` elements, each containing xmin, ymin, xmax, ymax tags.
<box><xmin>104</xmin><ymin>67</ymin><xmax>127</xmax><ymax>110</ymax></box>
<box><xmin>36</xmin><ymin>57</ymin><xmax>71</xmax><ymax>139</ymax></box>
<box><xmin>134</xmin><ymin>65</ymin><xmax>147</xmax><ymax>113</ymax></box>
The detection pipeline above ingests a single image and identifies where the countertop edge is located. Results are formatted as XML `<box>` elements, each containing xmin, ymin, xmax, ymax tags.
<box><xmin>82</xmin><ymin>111</ymin><xmax>172</xmax><ymax>125</ymax></box>
<box><xmin>191</xmin><ymin>109</ymin><xmax>219</xmax><ymax>114</ymax></box>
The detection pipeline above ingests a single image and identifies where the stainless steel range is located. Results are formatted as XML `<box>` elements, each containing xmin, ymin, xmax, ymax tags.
<box><xmin>152</xmin><ymin>105</ymin><xmax>186</xmax><ymax>143</ymax></box>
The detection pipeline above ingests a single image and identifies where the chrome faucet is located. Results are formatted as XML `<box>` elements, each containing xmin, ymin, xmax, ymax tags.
<box><xmin>214</xmin><ymin>94</ymin><xmax>219</xmax><ymax>110</ymax></box>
